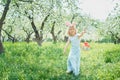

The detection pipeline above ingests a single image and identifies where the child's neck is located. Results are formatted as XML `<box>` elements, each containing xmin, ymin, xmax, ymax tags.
<box><xmin>70</xmin><ymin>33</ymin><xmax>76</xmax><ymax>37</ymax></box>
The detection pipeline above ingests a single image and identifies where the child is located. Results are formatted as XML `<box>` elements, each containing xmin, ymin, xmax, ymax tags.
<box><xmin>64</xmin><ymin>22</ymin><xmax>86</xmax><ymax>76</ymax></box>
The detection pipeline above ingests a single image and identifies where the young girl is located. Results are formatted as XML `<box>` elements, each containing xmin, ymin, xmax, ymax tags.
<box><xmin>64</xmin><ymin>22</ymin><xmax>86</xmax><ymax>76</ymax></box>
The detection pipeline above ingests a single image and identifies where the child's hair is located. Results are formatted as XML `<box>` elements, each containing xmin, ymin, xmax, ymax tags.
<box><xmin>65</xmin><ymin>21</ymin><xmax>77</xmax><ymax>36</ymax></box>
<box><xmin>67</xmin><ymin>26</ymin><xmax>77</xmax><ymax>36</ymax></box>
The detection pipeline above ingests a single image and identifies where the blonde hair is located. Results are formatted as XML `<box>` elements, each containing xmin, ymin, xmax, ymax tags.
<box><xmin>67</xmin><ymin>26</ymin><xmax>76</xmax><ymax>36</ymax></box>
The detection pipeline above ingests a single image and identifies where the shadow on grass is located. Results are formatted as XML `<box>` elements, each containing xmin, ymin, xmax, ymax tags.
<box><xmin>49</xmin><ymin>72</ymin><xmax>94</xmax><ymax>80</ymax></box>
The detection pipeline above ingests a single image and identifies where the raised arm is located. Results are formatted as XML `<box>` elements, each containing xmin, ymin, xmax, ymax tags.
<box><xmin>78</xmin><ymin>29</ymin><xmax>86</xmax><ymax>39</ymax></box>
<box><xmin>64</xmin><ymin>40</ymin><xmax>70</xmax><ymax>53</ymax></box>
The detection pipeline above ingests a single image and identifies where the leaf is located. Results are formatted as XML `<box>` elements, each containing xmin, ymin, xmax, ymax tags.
<box><xmin>2</xmin><ymin>0</ymin><xmax>7</xmax><ymax>4</ymax></box>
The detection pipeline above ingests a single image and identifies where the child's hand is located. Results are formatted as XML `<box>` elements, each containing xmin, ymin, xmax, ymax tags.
<box><xmin>83</xmin><ymin>27</ymin><xmax>87</xmax><ymax>33</ymax></box>
<box><xmin>84</xmin><ymin>27</ymin><xmax>87</xmax><ymax>31</ymax></box>
<box><xmin>83</xmin><ymin>30</ymin><xmax>86</xmax><ymax>33</ymax></box>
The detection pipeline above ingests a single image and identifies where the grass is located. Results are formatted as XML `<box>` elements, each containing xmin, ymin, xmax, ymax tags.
<box><xmin>0</xmin><ymin>42</ymin><xmax>120</xmax><ymax>80</ymax></box>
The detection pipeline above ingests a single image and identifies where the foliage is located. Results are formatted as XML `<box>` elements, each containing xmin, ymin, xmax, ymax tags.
<box><xmin>0</xmin><ymin>42</ymin><xmax>119</xmax><ymax>80</ymax></box>
<box><xmin>104</xmin><ymin>45</ymin><xmax>120</xmax><ymax>63</ymax></box>
<box><xmin>104</xmin><ymin>2</ymin><xmax>120</xmax><ymax>43</ymax></box>
<box><xmin>1</xmin><ymin>0</ymin><xmax>97</xmax><ymax>42</ymax></box>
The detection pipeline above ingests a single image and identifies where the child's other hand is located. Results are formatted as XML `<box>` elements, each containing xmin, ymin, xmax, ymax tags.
<box><xmin>84</xmin><ymin>30</ymin><xmax>86</xmax><ymax>33</ymax></box>
<box><xmin>83</xmin><ymin>28</ymin><xmax>87</xmax><ymax>33</ymax></box>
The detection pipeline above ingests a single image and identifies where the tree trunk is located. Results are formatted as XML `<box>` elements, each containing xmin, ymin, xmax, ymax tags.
<box><xmin>31</xmin><ymin>20</ymin><xmax>42</xmax><ymax>46</ymax></box>
<box><xmin>71</xmin><ymin>14</ymin><xmax>76</xmax><ymax>23</ymax></box>
<box><xmin>0</xmin><ymin>0</ymin><xmax>11</xmax><ymax>54</ymax></box>
<box><xmin>64</xmin><ymin>36</ymin><xmax>68</xmax><ymax>42</ymax></box>
<box><xmin>2</xmin><ymin>29</ymin><xmax>17</xmax><ymax>43</ymax></box>
<box><xmin>51</xmin><ymin>21</ymin><xmax>62</xmax><ymax>43</ymax></box>
<box><xmin>117</xmin><ymin>39</ymin><xmax>120</xmax><ymax>43</ymax></box>
<box><xmin>115</xmin><ymin>33</ymin><xmax>120</xmax><ymax>44</ymax></box>
<box><xmin>31</xmin><ymin>14</ymin><xmax>50</xmax><ymax>46</ymax></box>
<box><xmin>2</xmin><ymin>36</ymin><xmax>5</xmax><ymax>42</ymax></box>
<box><xmin>0</xmin><ymin>40</ymin><xmax>4</xmax><ymax>53</ymax></box>
<box><xmin>25</xmin><ymin>34</ymin><xmax>33</xmax><ymax>43</ymax></box>
<box><xmin>51</xmin><ymin>21</ymin><xmax>57</xmax><ymax>43</ymax></box>
<box><xmin>22</xmin><ymin>27</ymin><xmax>33</xmax><ymax>43</ymax></box>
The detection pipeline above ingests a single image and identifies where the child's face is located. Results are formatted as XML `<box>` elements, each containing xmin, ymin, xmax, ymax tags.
<box><xmin>68</xmin><ymin>26</ymin><xmax>76</xmax><ymax>36</ymax></box>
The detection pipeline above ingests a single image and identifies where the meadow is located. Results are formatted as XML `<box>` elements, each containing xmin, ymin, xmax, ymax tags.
<box><xmin>0</xmin><ymin>42</ymin><xmax>120</xmax><ymax>80</ymax></box>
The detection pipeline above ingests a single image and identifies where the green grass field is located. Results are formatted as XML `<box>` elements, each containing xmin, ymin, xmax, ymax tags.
<box><xmin>0</xmin><ymin>42</ymin><xmax>120</xmax><ymax>80</ymax></box>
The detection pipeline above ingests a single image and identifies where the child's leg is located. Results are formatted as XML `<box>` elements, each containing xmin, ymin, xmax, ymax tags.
<box><xmin>67</xmin><ymin>58</ymin><xmax>73</xmax><ymax>72</ymax></box>
<box><xmin>70</xmin><ymin>58</ymin><xmax>80</xmax><ymax>76</ymax></box>
<box><xmin>75</xmin><ymin>59</ymin><xmax>80</xmax><ymax>76</ymax></box>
